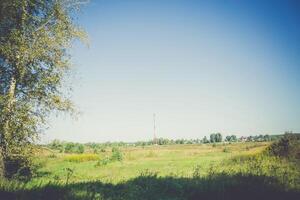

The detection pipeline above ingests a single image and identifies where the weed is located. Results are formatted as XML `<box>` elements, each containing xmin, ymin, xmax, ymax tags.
<box><xmin>192</xmin><ymin>165</ymin><xmax>201</xmax><ymax>178</ymax></box>
<box><xmin>64</xmin><ymin>167</ymin><xmax>74</xmax><ymax>184</ymax></box>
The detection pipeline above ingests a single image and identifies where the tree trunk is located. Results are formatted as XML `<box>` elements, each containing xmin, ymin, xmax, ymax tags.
<box><xmin>4</xmin><ymin>75</ymin><xmax>16</xmax><ymax>136</ymax></box>
<box><xmin>0</xmin><ymin>75</ymin><xmax>16</xmax><ymax>178</ymax></box>
<box><xmin>0</xmin><ymin>0</ymin><xmax>25</xmax><ymax>178</ymax></box>
<box><xmin>0</xmin><ymin>150</ymin><xmax>4</xmax><ymax>178</ymax></box>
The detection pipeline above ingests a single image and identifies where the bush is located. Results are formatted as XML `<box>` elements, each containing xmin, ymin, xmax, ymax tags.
<box><xmin>64</xmin><ymin>143</ymin><xmax>85</xmax><ymax>154</ymax></box>
<box><xmin>95</xmin><ymin>156</ymin><xmax>110</xmax><ymax>166</ymax></box>
<box><xmin>95</xmin><ymin>148</ymin><xmax>123</xmax><ymax>167</ymax></box>
<box><xmin>3</xmin><ymin>155</ymin><xmax>36</xmax><ymax>181</ymax></box>
<box><xmin>111</xmin><ymin>147</ymin><xmax>123</xmax><ymax>161</ymax></box>
<box><xmin>48</xmin><ymin>139</ymin><xmax>64</xmax><ymax>152</ymax></box>
<box><xmin>267</xmin><ymin>133</ymin><xmax>300</xmax><ymax>160</ymax></box>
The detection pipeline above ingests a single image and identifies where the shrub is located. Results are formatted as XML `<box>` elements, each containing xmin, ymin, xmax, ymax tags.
<box><xmin>64</xmin><ymin>143</ymin><xmax>85</xmax><ymax>154</ymax></box>
<box><xmin>100</xmin><ymin>148</ymin><xmax>106</xmax><ymax>152</ymax></box>
<box><xmin>48</xmin><ymin>139</ymin><xmax>64</xmax><ymax>152</ymax></box>
<box><xmin>3</xmin><ymin>154</ymin><xmax>36</xmax><ymax>181</ymax></box>
<box><xmin>267</xmin><ymin>133</ymin><xmax>300</xmax><ymax>160</ymax></box>
<box><xmin>95</xmin><ymin>156</ymin><xmax>110</xmax><ymax>166</ymax></box>
<box><xmin>111</xmin><ymin>147</ymin><xmax>123</xmax><ymax>161</ymax></box>
<box><xmin>77</xmin><ymin>145</ymin><xmax>85</xmax><ymax>154</ymax></box>
<box><xmin>95</xmin><ymin>148</ymin><xmax>123</xmax><ymax>167</ymax></box>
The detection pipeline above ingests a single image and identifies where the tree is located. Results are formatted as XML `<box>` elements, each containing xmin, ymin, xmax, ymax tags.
<box><xmin>49</xmin><ymin>139</ymin><xmax>64</xmax><ymax>152</ymax></box>
<box><xmin>225</xmin><ymin>136</ymin><xmax>231</xmax><ymax>142</ymax></box>
<box><xmin>230</xmin><ymin>135</ymin><xmax>237</xmax><ymax>142</ymax></box>
<box><xmin>263</xmin><ymin>134</ymin><xmax>270</xmax><ymax>141</ymax></box>
<box><xmin>215</xmin><ymin>133</ymin><xmax>222</xmax><ymax>142</ymax></box>
<box><xmin>225</xmin><ymin>135</ymin><xmax>237</xmax><ymax>142</ymax></box>
<box><xmin>202</xmin><ymin>136</ymin><xmax>209</xmax><ymax>143</ymax></box>
<box><xmin>210</xmin><ymin>133</ymin><xmax>216</xmax><ymax>143</ymax></box>
<box><xmin>0</xmin><ymin>0</ymin><xmax>87</xmax><ymax>178</ymax></box>
<box><xmin>210</xmin><ymin>133</ymin><xmax>222</xmax><ymax>143</ymax></box>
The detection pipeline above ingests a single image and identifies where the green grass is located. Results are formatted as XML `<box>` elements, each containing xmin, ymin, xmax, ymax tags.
<box><xmin>31</xmin><ymin>142</ymin><xmax>268</xmax><ymax>184</ymax></box>
<box><xmin>1</xmin><ymin>141</ymin><xmax>300</xmax><ymax>199</ymax></box>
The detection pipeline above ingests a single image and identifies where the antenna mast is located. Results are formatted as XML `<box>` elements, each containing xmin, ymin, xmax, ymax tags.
<box><xmin>153</xmin><ymin>113</ymin><xmax>157</xmax><ymax>145</ymax></box>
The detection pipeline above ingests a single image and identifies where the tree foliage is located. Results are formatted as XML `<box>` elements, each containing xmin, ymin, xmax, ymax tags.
<box><xmin>0</xmin><ymin>0</ymin><xmax>87</xmax><ymax>178</ymax></box>
<box><xmin>225</xmin><ymin>135</ymin><xmax>237</xmax><ymax>142</ymax></box>
<box><xmin>210</xmin><ymin>133</ymin><xmax>222</xmax><ymax>143</ymax></box>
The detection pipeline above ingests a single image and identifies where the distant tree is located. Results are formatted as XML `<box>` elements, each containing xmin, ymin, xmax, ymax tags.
<box><xmin>263</xmin><ymin>134</ymin><xmax>270</xmax><ymax>141</ymax></box>
<box><xmin>64</xmin><ymin>143</ymin><xmax>75</xmax><ymax>153</ymax></box>
<box><xmin>215</xmin><ymin>133</ymin><xmax>222</xmax><ymax>142</ymax></box>
<box><xmin>230</xmin><ymin>135</ymin><xmax>237</xmax><ymax>142</ymax></box>
<box><xmin>187</xmin><ymin>139</ymin><xmax>193</xmax><ymax>144</ymax></box>
<box><xmin>76</xmin><ymin>144</ymin><xmax>84</xmax><ymax>154</ymax></box>
<box><xmin>210</xmin><ymin>133</ymin><xmax>222</xmax><ymax>143</ymax></box>
<box><xmin>225</xmin><ymin>135</ymin><xmax>237</xmax><ymax>142</ymax></box>
<box><xmin>210</xmin><ymin>133</ymin><xmax>216</xmax><ymax>143</ymax></box>
<box><xmin>247</xmin><ymin>136</ymin><xmax>254</xmax><ymax>142</ymax></box>
<box><xmin>157</xmin><ymin>138</ymin><xmax>170</xmax><ymax>145</ymax></box>
<box><xmin>225</xmin><ymin>136</ymin><xmax>231</xmax><ymax>142</ymax></box>
<box><xmin>64</xmin><ymin>143</ymin><xmax>84</xmax><ymax>154</ymax></box>
<box><xmin>202</xmin><ymin>136</ymin><xmax>209</xmax><ymax>143</ymax></box>
<box><xmin>178</xmin><ymin>139</ymin><xmax>185</xmax><ymax>144</ymax></box>
<box><xmin>49</xmin><ymin>139</ymin><xmax>64</xmax><ymax>152</ymax></box>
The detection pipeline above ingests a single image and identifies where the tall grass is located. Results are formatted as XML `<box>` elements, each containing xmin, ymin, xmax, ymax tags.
<box><xmin>64</xmin><ymin>154</ymin><xmax>100</xmax><ymax>163</ymax></box>
<box><xmin>1</xmin><ymin>137</ymin><xmax>299</xmax><ymax>199</ymax></box>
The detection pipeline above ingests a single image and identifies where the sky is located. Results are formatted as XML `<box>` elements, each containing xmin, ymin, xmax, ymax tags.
<box><xmin>43</xmin><ymin>0</ymin><xmax>300</xmax><ymax>143</ymax></box>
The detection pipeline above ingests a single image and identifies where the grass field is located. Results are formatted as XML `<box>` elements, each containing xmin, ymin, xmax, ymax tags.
<box><xmin>1</xmin><ymin>141</ymin><xmax>299</xmax><ymax>199</ymax></box>
<box><xmin>33</xmin><ymin>142</ymin><xmax>268</xmax><ymax>184</ymax></box>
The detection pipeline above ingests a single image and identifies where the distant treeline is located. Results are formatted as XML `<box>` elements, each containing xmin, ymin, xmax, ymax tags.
<box><xmin>46</xmin><ymin>133</ymin><xmax>282</xmax><ymax>154</ymax></box>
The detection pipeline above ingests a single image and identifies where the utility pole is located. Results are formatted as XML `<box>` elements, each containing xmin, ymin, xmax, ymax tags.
<box><xmin>153</xmin><ymin>113</ymin><xmax>157</xmax><ymax>145</ymax></box>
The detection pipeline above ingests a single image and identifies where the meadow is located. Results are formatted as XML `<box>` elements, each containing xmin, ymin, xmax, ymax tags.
<box><xmin>0</xmin><ymin>137</ymin><xmax>299</xmax><ymax>200</ymax></box>
<box><xmin>33</xmin><ymin>142</ymin><xmax>268</xmax><ymax>183</ymax></box>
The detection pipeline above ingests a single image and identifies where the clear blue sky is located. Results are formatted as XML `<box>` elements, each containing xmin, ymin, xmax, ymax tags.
<box><xmin>43</xmin><ymin>0</ymin><xmax>300</xmax><ymax>143</ymax></box>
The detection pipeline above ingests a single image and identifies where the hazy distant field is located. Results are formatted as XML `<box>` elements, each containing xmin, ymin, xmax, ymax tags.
<box><xmin>33</xmin><ymin>142</ymin><xmax>269</xmax><ymax>184</ymax></box>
